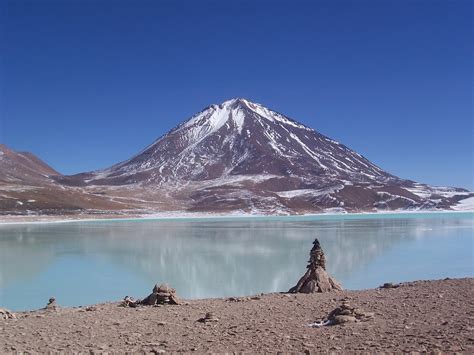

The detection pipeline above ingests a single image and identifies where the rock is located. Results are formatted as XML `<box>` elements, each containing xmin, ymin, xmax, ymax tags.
<box><xmin>380</xmin><ymin>282</ymin><xmax>400</xmax><ymax>289</ymax></box>
<box><xmin>355</xmin><ymin>309</ymin><xmax>374</xmax><ymax>319</ymax></box>
<box><xmin>0</xmin><ymin>308</ymin><xmax>16</xmax><ymax>320</ymax></box>
<box><xmin>121</xmin><ymin>296</ymin><xmax>139</xmax><ymax>308</ymax></box>
<box><xmin>169</xmin><ymin>293</ymin><xmax>180</xmax><ymax>305</ymax></box>
<box><xmin>339</xmin><ymin>309</ymin><xmax>353</xmax><ymax>316</ymax></box>
<box><xmin>120</xmin><ymin>284</ymin><xmax>180</xmax><ymax>307</ymax></box>
<box><xmin>154</xmin><ymin>284</ymin><xmax>171</xmax><ymax>293</ymax></box>
<box><xmin>289</xmin><ymin>238</ymin><xmax>343</xmax><ymax>293</ymax></box>
<box><xmin>142</xmin><ymin>284</ymin><xmax>181</xmax><ymax>306</ymax></box>
<box><xmin>310</xmin><ymin>301</ymin><xmax>374</xmax><ymax>327</ymax></box>
<box><xmin>333</xmin><ymin>315</ymin><xmax>357</xmax><ymax>324</ymax></box>
<box><xmin>197</xmin><ymin>312</ymin><xmax>219</xmax><ymax>323</ymax></box>
<box><xmin>45</xmin><ymin>297</ymin><xmax>59</xmax><ymax>310</ymax></box>
<box><xmin>142</xmin><ymin>292</ymin><xmax>159</xmax><ymax>306</ymax></box>
<box><xmin>300</xmin><ymin>279</ymin><xmax>317</xmax><ymax>293</ymax></box>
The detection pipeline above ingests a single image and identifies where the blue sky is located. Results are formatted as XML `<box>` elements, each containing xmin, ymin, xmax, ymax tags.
<box><xmin>2</xmin><ymin>0</ymin><xmax>473</xmax><ymax>189</ymax></box>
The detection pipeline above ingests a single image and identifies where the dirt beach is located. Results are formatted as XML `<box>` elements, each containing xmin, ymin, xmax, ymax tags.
<box><xmin>1</xmin><ymin>278</ymin><xmax>473</xmax><ymax>353</ymax></box>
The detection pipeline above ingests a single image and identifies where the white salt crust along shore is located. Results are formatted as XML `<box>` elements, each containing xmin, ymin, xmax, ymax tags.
<box><xmin>0</xmin><ymin>209</ymin><xmax>472</xmax><ymax>226</ymax></box>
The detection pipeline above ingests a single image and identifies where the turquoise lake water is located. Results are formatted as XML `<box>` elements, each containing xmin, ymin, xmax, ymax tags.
<box><xmin>0</xmin><ymin>212</ymin><xmax>473</xmax><ymax>311</ymax></box>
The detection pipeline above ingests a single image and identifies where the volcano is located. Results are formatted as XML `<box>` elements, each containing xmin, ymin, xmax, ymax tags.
<box><xmin>57</xmin><ymin>98</ymin><xmax>472</xmax><ymax>214</ymax></box>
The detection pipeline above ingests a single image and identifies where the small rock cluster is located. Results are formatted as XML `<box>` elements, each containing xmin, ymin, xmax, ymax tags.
<box><xmin>289</xmin><ymin>238</ymin><xmax>342</xmax><ymax>293</ymax></box>
<box><xmin>44</xmin><ymin>297</ymin><xmax>59</xmax><ymax>311</ymax></box>
<box><xmin>122</xmin><ymin>283</ymin><xmax>180</xmax><ymax>307</ymax></box>
<box><xmin>226</xmin><ymin>295</ymin><xmax>261</xmax><ymax>302</ymax></box>
<box><xmin>197</xmin><ymin>312</ymin><xmax>219</xmax><ymax>323</ymax></box>
<box><xmin>309</xmin><ymin>300</ymin><xmax>375</xmax><ymax>327</ymax></box>
<box><xmin>0</xmin><ymin>308</ymin><xmax>16</xmax><ymax>320</ymax></box>
<box><xmin>141</xmin><ymin>284</ymin><xmax>180</xmax><ymax>305</ymax></box>
<box><xmin>380</xmin><ymin>282</ymin><xmax>400</xmax><ymax>289</ymax></box>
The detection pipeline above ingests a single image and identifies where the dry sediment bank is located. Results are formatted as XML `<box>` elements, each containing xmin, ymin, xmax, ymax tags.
<box><xmin>1</xmin><ymin>278</ymin><xmax>473</xmax><ymax>353</ymax></box>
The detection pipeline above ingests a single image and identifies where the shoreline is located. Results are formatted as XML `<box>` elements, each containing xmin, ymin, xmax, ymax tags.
<box><xmin>2</xmin><ymin>278</ymin><xmax>473</xmax><ymax>352</ymax></box>
<box><xmin>0</xmin><ymin>209</ymin><xmax>473</xmax><ymax>226</ymax></box>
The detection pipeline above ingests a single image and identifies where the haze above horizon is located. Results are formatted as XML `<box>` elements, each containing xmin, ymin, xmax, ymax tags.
<box><xmin>2</xmin><ymin>0</ymin><xmax>473</xmax><ymax>189</ymax></box>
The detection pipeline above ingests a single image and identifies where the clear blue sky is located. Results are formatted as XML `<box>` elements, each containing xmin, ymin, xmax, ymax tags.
<box><xmin>2</xmin><ymin>0</ymin><xmax>473</xmax><ymax>189</ymax></box>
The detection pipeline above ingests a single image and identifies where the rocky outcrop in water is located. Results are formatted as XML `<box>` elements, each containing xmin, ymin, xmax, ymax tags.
<box><xmin>289</xmin><ymin>238</ymin><xmax>342</xmax><ymax>293</ymax></box>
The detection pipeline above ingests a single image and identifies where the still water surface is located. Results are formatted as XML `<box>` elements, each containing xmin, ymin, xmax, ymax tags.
<box><xmin>0</xmin><ymin>213</ymin><xmax>472</xmax><ymax>311</ymax></box>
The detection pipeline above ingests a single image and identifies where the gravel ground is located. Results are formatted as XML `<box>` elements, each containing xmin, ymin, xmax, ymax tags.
<box><xmin>1</xmin><ymin>278</ymin><xmax>473</xmax><ymax>353</ymax></box>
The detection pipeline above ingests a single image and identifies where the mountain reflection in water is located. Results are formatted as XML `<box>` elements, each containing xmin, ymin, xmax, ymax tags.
<box><xmin>0</xmin><ymin>214</ymin><xmax>472</xmax><ymax>311</ymax></box>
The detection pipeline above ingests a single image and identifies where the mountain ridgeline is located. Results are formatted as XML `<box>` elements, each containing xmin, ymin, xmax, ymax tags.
<box><xmin>1</xmin><ymin>99</ymin><xmax>472</xmax><ymax>215</ymax></box>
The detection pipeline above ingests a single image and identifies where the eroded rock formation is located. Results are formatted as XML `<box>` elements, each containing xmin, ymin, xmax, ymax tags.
<box><xmin>289</xmin><ymin>238</ymin><xmax>342</xmax><ymax>293</ymax></box>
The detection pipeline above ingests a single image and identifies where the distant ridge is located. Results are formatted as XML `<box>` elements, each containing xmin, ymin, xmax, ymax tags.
<box><xmin>0</xmin><ymin>144</ymin><xmax>59</xmax><ymax>185</ymax></box>
<box><xmin>0</xmin><ymin>144</ymin><xmax>127</xmax><ymax>214</ymax></box>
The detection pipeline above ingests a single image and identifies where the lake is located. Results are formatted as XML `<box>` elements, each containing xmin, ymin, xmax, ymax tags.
<box><xmin>0</xmin><ymin>212</ymin><xmax>472</xmax><ymax>311</ymax></box>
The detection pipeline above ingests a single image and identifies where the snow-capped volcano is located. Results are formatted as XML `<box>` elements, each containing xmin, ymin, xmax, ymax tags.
<box><xmin>73</xmin><ymin>98</ymin><xmax>394</xmax><ymax>186</ymax></box>
<box><xmin>58</xmin><ymin>98</ymin><xmax>472</xmax><ymax>213</ymax></box>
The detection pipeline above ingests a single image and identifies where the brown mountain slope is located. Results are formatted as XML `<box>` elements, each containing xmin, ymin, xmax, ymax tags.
<box><xmin>0</xmin><ymin>144</ymin><xmax>135</xmax><ymax>215</ymax></box>
<box><xmin>0</xmin><ymin>144</ymin><xmax>59</xmax><ymax>185</ymax></box>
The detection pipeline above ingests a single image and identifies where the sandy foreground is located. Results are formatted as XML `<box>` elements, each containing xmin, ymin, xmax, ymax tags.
<box><xmin>1</xmin><ymin>278</ymin><xmax>473</xmax><ymax>353</ymax></box>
